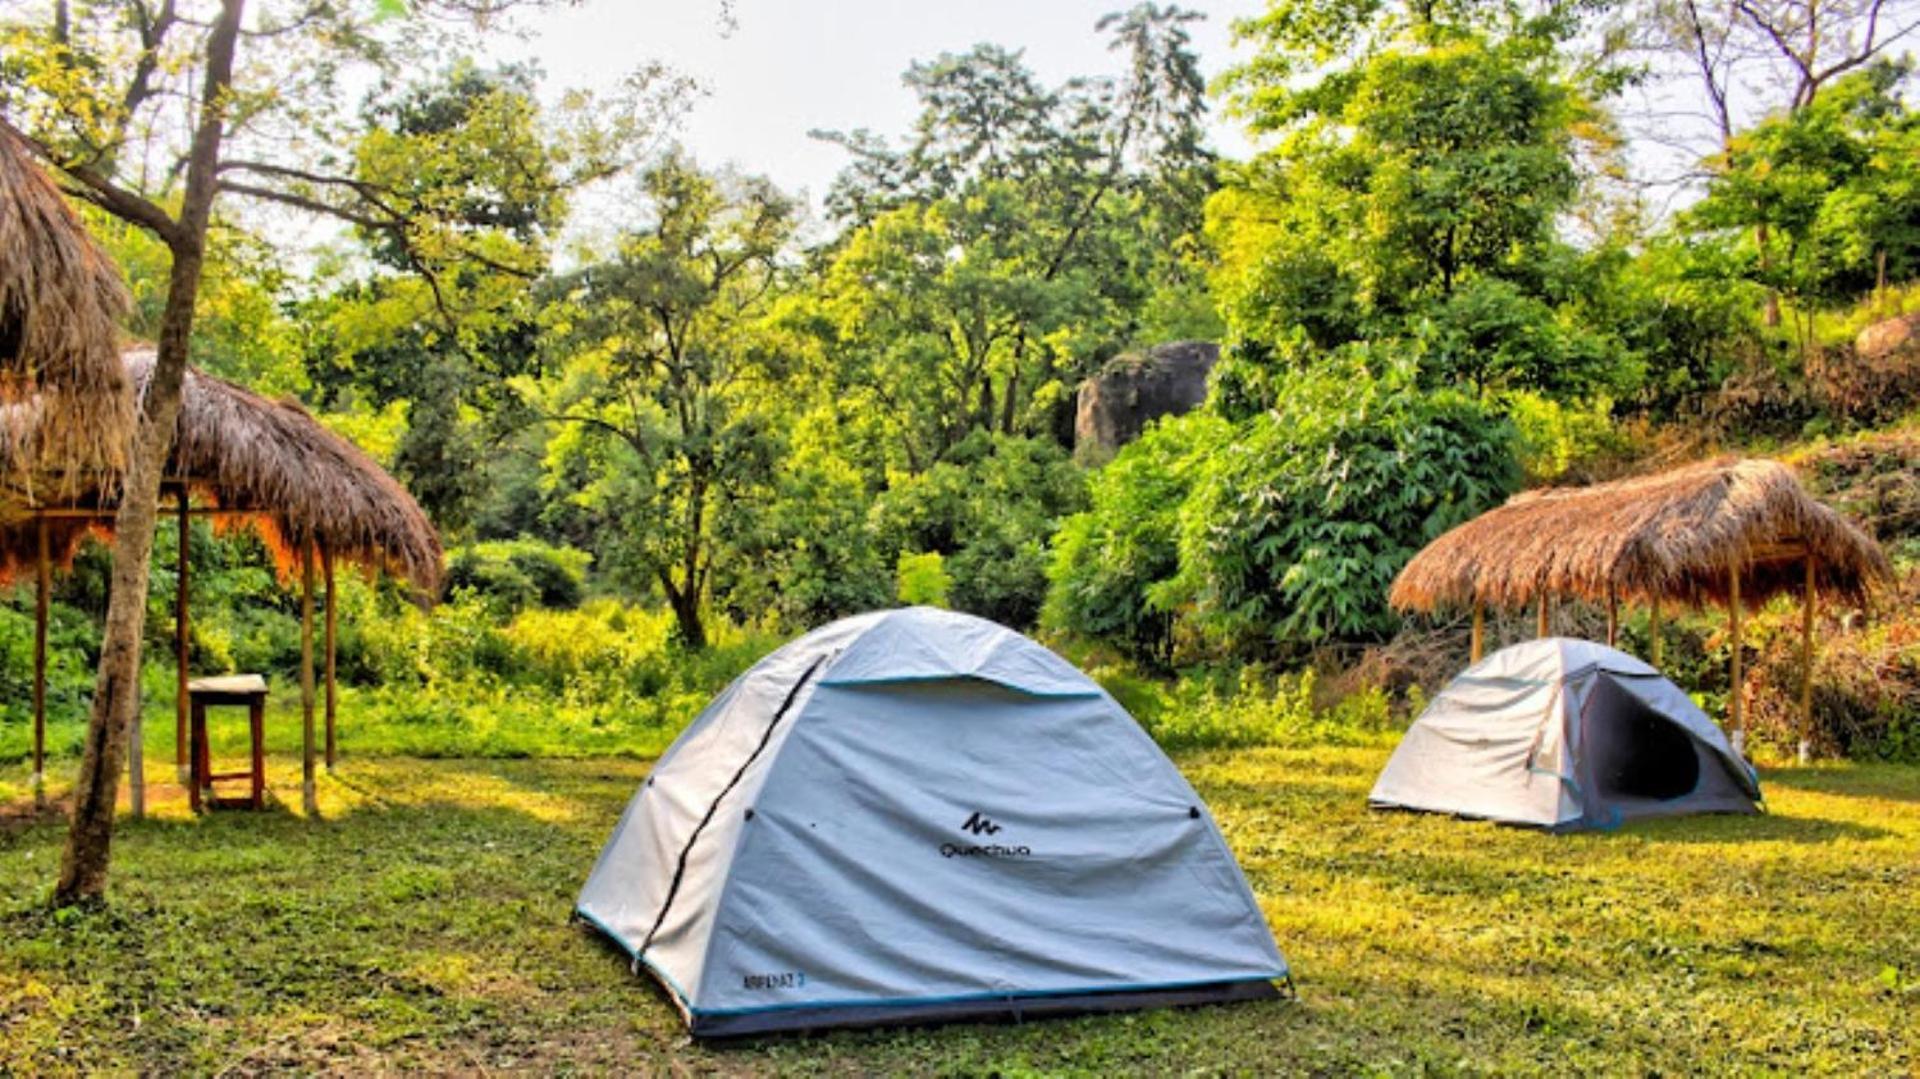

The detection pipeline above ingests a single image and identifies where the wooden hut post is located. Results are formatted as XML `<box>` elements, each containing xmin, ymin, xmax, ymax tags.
<box><xmin>176</xmin><ymin>487</ymin><xmax>190</xmax><ymax>784</ymax></box>
<box><xmin>1800</xmin><ymin>555</ymin><xmax>1817</xmax><ymax>764</ymax></box>
<box><xmin>322</xmin><ymin>543</ymin><xmax>336</xmax><ymax>772</ymax></box>
<box><xmin>33</xmin><ymin>517</ymin><xmax>49</xmax><ymax>803</ymax></box>
<box><xmin>1648</xmin><ymin>597</ymin><xmax>1663</xmax><ymax>667</ymax></box>
<box><xmin>1605</xmin><ymin>587</ymin><xmax>1619</xmax><ymax>648</ymax></box>
<box><xmin>300</xmin><ymin>542</ymin><xmax>317</xmax><ymax>816</ymax></box>
<box><xmin>1470</xmin><ymin>601</ymin><xmax>1485</xmax><ymax>663</ymax></box>
<box><xmin>1728</xmin><ymin>565</ymin><xmax>1745</xmax><ymax>753</ymax></box>
<box><xmin>1536</xmin><ymin>595</ymin><xmax>1551</xmax><ymax>639</ymax></box>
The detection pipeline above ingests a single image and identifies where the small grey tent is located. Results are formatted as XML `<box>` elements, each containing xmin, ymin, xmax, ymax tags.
<box><xmin>1371</xmin><ymin>638</ymin><xmax>1761</xmax><ymax>831</ymax></box>
<box><xmin>577</xmin><ymin>607</ymin><xmax>1287</xmax><ymax>1037</ymax></box>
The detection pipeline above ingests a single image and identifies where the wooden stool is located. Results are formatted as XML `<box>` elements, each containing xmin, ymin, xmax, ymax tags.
<box><xmin>187</xmin><ymin>675</ymin><xmax>269</xmax><ymax>811</ymax></box>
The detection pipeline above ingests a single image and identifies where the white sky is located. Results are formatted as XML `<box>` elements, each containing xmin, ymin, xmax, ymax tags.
<box><xmin>490</xmin><ymin>0</ymin><xmax>1268</xmax><ymax>213</ymax></box>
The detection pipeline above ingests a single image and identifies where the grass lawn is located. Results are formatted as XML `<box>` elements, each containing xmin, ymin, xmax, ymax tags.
<box><xmin>1</xmin><ymin>746</ymin><xmax>1915</xmax><ymax>1074</ymax></box>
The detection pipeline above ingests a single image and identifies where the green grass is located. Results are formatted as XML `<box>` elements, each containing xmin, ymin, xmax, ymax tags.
<box><xmin>2</xmin><ymin>748</ymin><xmax>1915</xmax><ymax>1074</ymax></box>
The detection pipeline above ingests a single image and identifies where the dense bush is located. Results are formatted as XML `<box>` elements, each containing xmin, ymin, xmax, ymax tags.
<box><xmin>443</xmin><ymin>540</ymin><xmax>591</xmax><ymax>615</ymax></box>
<box><xmin>1045</xmin><ymin>411</ymin><xmax>1229</xmax><ymax>664</ymax></box>
<box><xmin>894</xmin><ymin>551</ymin><xmax>951</xmax><ymax>607</ymax></box>
<box><xmin>718</xmin><ymin>427</ymin><xmax>890</xmax><ymax>630</ymax></box>
<box><xmin>871</xmin><ymin>433</ymin><xmax>1087</xmax><ymax>628</ymax></box>
<box><xmin>1171</xmin><ymin>359</ymin><xmax>1517</xmax><ymax>655</ymax></box>
<box><xmin>0</xmin><ymin>598</ymin><xmax>97</xmax><ymax>760</ymax></box>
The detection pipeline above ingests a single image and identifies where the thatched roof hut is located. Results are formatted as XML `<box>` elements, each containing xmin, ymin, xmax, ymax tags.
<box><xmin>0</xmin><ymin>348</ymin><xmax>441</xmax><ymax>591</ymax></box>
<box><xmin>0</xmin><ymin>125</ymin><xmax>133</xmax><ymax>490</ymax></box>
<box><xmin>1390</xmin><ymin>458</ymin><xmax>1892</xmax><ymax>615</ymax></box>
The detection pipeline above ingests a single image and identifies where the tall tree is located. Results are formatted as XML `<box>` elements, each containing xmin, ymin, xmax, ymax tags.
<box><xmin>812</xmin><ymin>5</ymin><xmax>1218</xmax><ymax>470</ymax></box>
<box><xmin>0</xmin><ymin>0</ymin><xmax>680</xmax><ymax>906</ymax></box>
<box><xmin>1690</xmin><ymin>62</ymin><xmax>1920</xmax><ymax>351</ymax></box>
<box><xmin>1211</xmin><ymin>6</ymin><xmax>1628</xmax><ymax>399</ymax></box>
<box><xmin>1613</xmin><ymin>0</ymin><xmax>1920</xmax><ymax>320</ymax></box>
<box><xmin>534</xmin><ymin>156</ymin><xmax>798</xmax><ymax>649</ymax></box>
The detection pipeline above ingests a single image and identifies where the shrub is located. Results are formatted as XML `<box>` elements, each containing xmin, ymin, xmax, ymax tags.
<box><xmin>1045</xmin><ymin>411</ymin><xmax>1230</xmax><ymax>665</ymax></box>
<box><xmin>0</xmin><ymin>597</ymin><xmax>95</xmax><ymax>760</ymax></box>
<box><xmin>720</xmin><ymin>424</ymin><xmax>889</xmax><ymax>630</ymax></box>
<box><xmin>444</xmin><ymin>552</ymin><xmax>538</xmax><ymax>616</ymax></box>
<box><xmin>1088</xmin><ymin>664</ymin><xmax>1400</xmax><ymax>751</ymax></box>
<box><xmin>1507</xmin><ymin>391</ymin><xmax>1634</xmax><ymax>484</ymax></box>
<box><xmin>443</xmin><ymin>540</ymin><xmax>592</xmax><ymax>615</ymax></box>
<box><xmin>871</xmin><ymin>433</ymin><xmax>1086</xmax><ymax>629</ymax></box>
<box><xmin>895</xmin><ymin>551</ymin><xmax>951</xmax><ymax>607</ymax></box>
<box><xmin>507</xmin><ymin>549</ymin><xmax>584</xmax><ymax>610</ymax></box>
<box><xmin>1171</xmin><ymin>358</ymin><xmax>1517</xmax><ymax>656</ymax></box>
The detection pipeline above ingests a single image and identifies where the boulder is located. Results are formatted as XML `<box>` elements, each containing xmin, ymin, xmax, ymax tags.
<box><xmin>1855</xmin><ymin>311</ymin><xmax>1920</xmax><ymax>360</ymax></box>
<box><xmin>1073</xmin><ymin>341</ymin><xmax>1217</xmax><ymax>464</ymax></box>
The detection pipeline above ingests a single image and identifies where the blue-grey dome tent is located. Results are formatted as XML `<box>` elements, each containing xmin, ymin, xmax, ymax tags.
<box><xmin>1371</xmin><ymin>638</ymin><xmax>1762</xmax><ymax>831</ymax></box>
<box><xmin>577</xmin><ymin>607</ymin><xmax>1287</xmax><ymax>1037</ymax></box>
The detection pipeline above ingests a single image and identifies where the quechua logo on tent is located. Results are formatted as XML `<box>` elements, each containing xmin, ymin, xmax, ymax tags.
<box><xmin>942</xmin><ymin>811</ymin><xmax>1031</xmax><ymax>860</ymax></box>
<box><xmin>960</xmin><ymin>811</ymin><xmax>1001</xmax><ymax>835</ymax></box>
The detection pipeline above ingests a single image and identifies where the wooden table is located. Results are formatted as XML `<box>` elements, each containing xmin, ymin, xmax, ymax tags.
<box><xmin>187</xmin><ymin>675</ymin><xmax>268</xmax><ymax>811</ymax></box>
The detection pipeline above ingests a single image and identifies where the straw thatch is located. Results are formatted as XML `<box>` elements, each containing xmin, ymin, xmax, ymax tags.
<box><xmin>0</xmin><ymin>348</ymin><xmax>441</xmax><ymax>591</ymax></box>
<box><xmin>0</xmin><ymin>125</ymin><xmax>133</xmax><ymax>491</ymax></box>
<box><xmin>1390</xmin><ymin>457</ymin><xmax>1892</xmax><ymax>614</ymax></box>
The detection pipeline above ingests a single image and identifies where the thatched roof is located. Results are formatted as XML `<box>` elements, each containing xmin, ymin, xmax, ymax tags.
<box><xmin>0</xmin><ymin>348</ymin><xmax>441</xmax><ymax>591</ymax></box>
<box><xmin>1390</xmin><ymin>457</ymin><xmax>1892</xmax><ymax>613</ymax></box>
<box><xmin>0</xmin><ymin>125</ymin><xmax>133</xmax><ymax>491</ymax></box>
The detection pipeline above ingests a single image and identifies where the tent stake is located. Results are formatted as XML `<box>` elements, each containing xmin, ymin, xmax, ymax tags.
<box><xmin>300</xmin><ymin>542</ymin><xmax>317</xmax><ymax>816</ymax></box>
<box><xmin>1729</xmin><ymin>565</ymin><xmax>1745</xmax><ymax>754</ymax></box>
<box><xmin>1470</xmin><ymin>602</ymin><xmax>1485</xmax><ymax>663</ymax></box>
<box><xmin>323</xmin><ymin>543</ymin><xmax>336</xmax><ymax>772</ymax></box>
<box><xmin>1800</xmin><ymin>555</ymin><xmax>1817</xmax><ymax>764</ymax></box>
<box><xmin>33</xmin><ymin>517</ymin><xmax>48</xmax><ymax>805</ymax></box>
<box><xmin>176</xmin><ymin>486</ymin><xmax>190</xmax><ymax>784</ymax></box>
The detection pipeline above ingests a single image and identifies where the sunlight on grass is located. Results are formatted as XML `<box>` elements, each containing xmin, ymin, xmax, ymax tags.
<box><xmin>1</xmin><ymin>748</ymin><xmax>1914</xmax><ymax>1073</ymax></box>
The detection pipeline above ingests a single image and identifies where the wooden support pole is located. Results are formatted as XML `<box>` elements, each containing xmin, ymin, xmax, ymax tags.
<box><xmin>33</xmin><ymin>517</ymin><xmax>48</xmax><ymax>803</ymax></box>
<box><xmin>1470</xmin><ymin>602</ymin><xmax>1485</xmax><ymax>664</ymax></box>
<box><xmin>1729</xmin><ymin>566</ymin><xmax>1745</xmax><ymax>754</ymax></box>
<box><xmin>1536</xmin><ymin>595</ymin><xmax>1551</xmax><ymax>639</ymax></box>
<box><xmin>131</xmin><ymin>540</ymin><xmax>147</xmax><ymax>818</ymax></box>
<box><xmin>1800</xmin><ymin>556</ymin><xmax>1817</xmax><ymax>765</ymax></box>
<box><xmin>323</xmin><ymin>543</ymin><xmax>337</xmax><ymax>771</ymax></box>
<box><xmin>1649</xmin><ymin>597</ymin><xmax>1663</xmax><ymax>667</ymax></box>
<box><xmin>176</xmin><ymin>487</ymin><xmax>190</xmax><ymax>783</ymax></box>
<box><xmin>300</xmin><ymin>543</ymin><xmax>317</xmax><ymax>816</ymax></box>
<box><xmin>1606</xmin><ymin>588</ymin><xmax>1619</xmax><ymax>648</ymax></box>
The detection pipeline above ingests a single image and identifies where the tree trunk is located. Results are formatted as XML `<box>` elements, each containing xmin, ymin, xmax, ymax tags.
<box><xmin>53</xmin><ymin>0</ymin><xmax>243</xmax><ymax>908</ymax></box>
<box><xmin>1757</xmin><ymin>223</ymin><xmax>1781</xmax><ymax>327</ymax></box>
<box><xmin>665</xmin><ymin>581</ymin><xmax>707</xmax><ymax>651</ymax></box>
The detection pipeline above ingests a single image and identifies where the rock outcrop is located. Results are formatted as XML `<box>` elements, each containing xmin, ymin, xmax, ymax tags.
<box><xmin>1855</xmin><ymin>310</ymin><xmax>1920</xmax><ymax>361</ymax></box>
<box><xmin>1073</xmin><ymin>341</ymin><xmax>1217</xmax><ymax>464</ymax></box>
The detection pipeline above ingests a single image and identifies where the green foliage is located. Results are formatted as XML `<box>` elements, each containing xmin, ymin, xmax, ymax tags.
<box><xmin>810</xmin><ymin>8</ymin><xmax>1217</xmax><ymax>470</ymax></box>
<box><xmin>444</xmin><ymin>540</ymin><xmax>590</xmax><ymax>615</ymax></box>
<box><xmin>0</xmin><ymin>597</ymin><xmax>94</xmax><ymax>760</ymax></box>
<box><xmin>444</xmin><ymin>552</ymin><xmax>540</xmax><ymax>616</ymax></box>
<box><xmin>1173</xmin><ymin>359</ymin><xmax>1517</xmax><ymax>652</ymax></box>
<box><xmin>1691</xmin><ymin>63</ymin><xmax>1920</xmax><ymax>318</ymax></box>
<box><xmin>1045</xmin><ymin>411</ymin><xmax>1229</xmax><ymax>663</ymax></box>
<box><xmin>894</xmin><ymin>552</ymin><xmax>952</xmax><ymax>607</ymax></box>
<box><xmin>1507</xmin><ymin>390</ymin><xmax>1631</xmax><ymax>483</ymax></box>
<box><xmin>1210</xmin><ymin>23</ymin><xmax>1632</xmax><ymax>402</ymax></box>
<box><xmin>1087</xmin><ymin>663</ymin><xmax>1399</xmax><ymax>750</ymax></box>
<box><xmin>871</xmin><ymin>433</ymin><xmax>1087</xmax><ymax>628</ymax></box>
<box><xmin>536</xmin><ymin>154</ymin><xmax>798</xmax><ymax>649</ymax></box>
<box><xmin>717</xmin><ymin>410</ymin><xmax>890</xmax><ymax>630</ymax></box>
